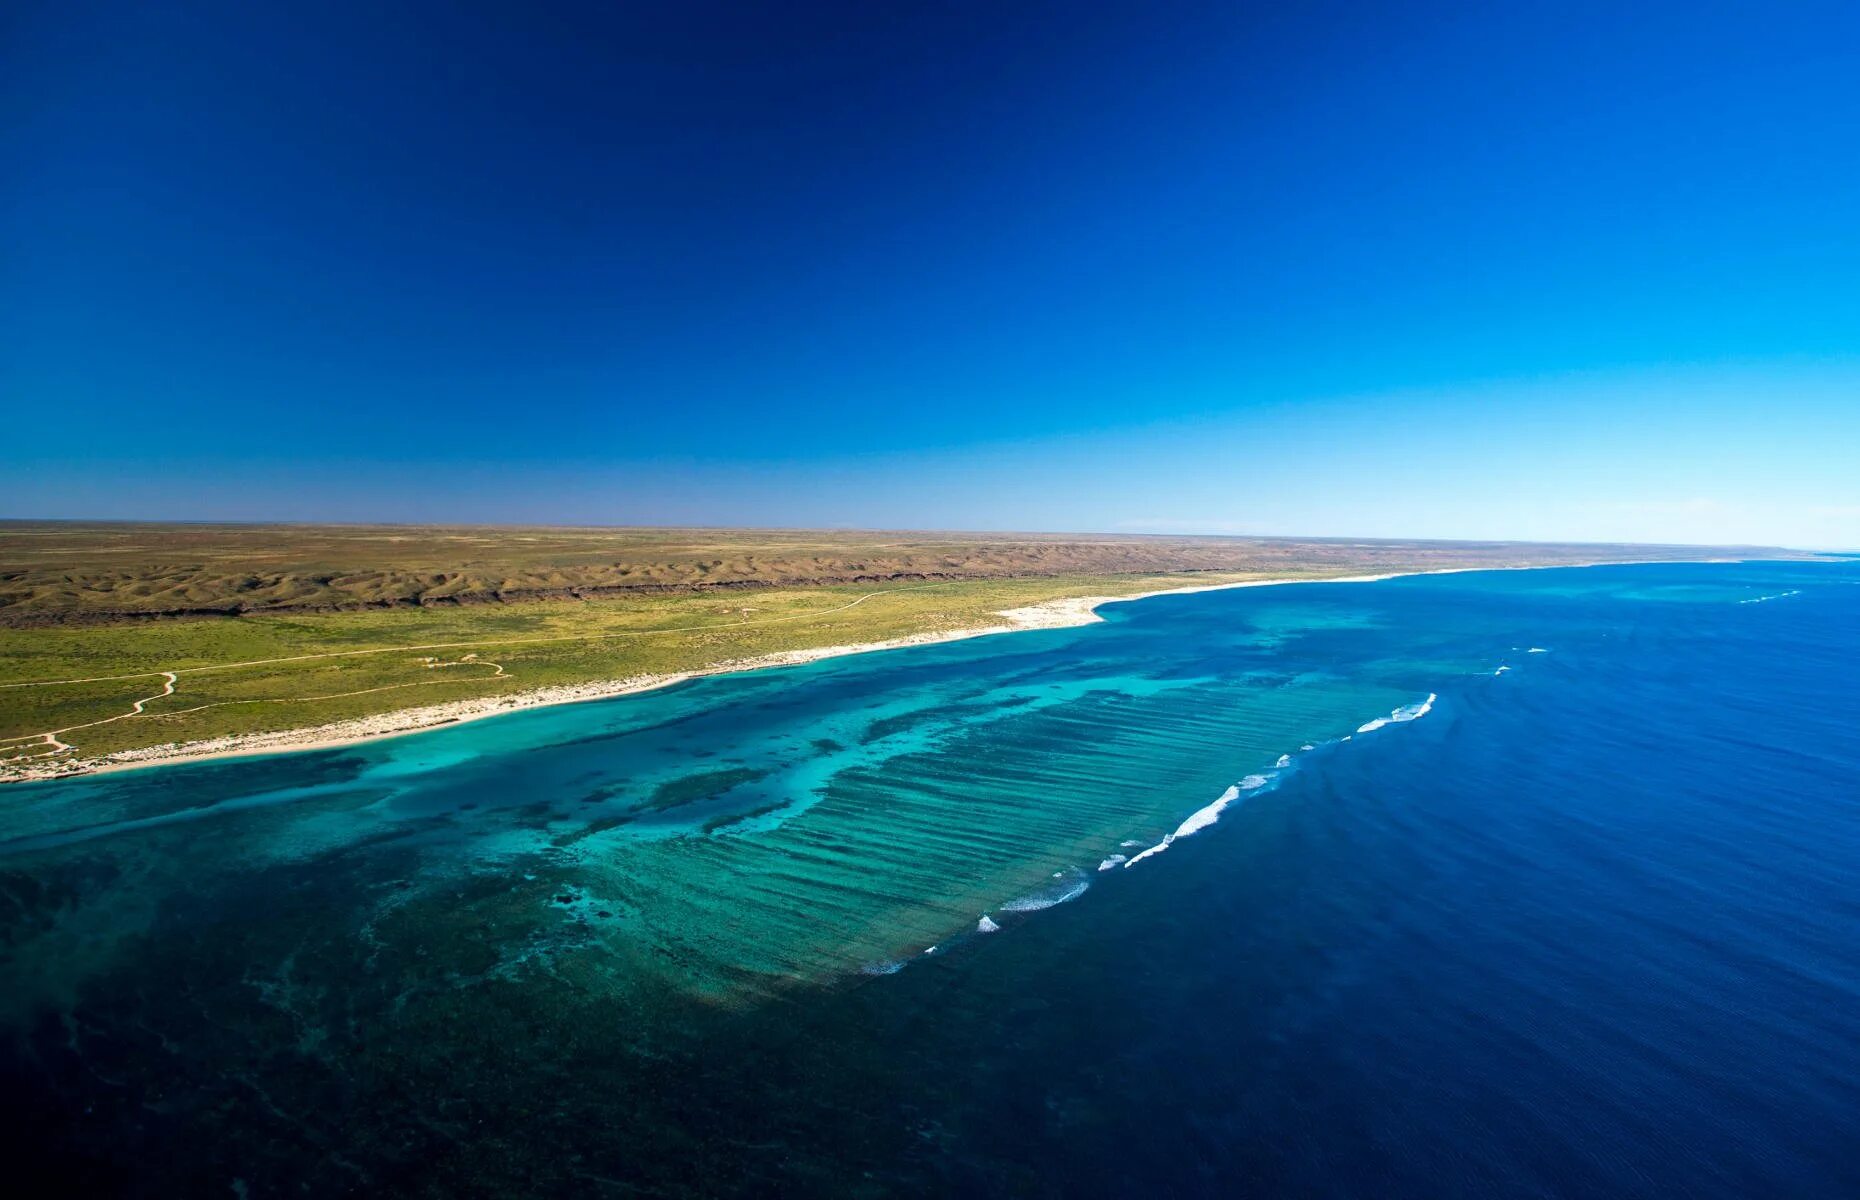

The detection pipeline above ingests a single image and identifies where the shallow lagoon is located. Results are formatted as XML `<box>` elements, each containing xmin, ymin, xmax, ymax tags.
<box><xmin>4</xmin><ymin>560</ymin><xmax>1858</xmax><ymax>1196</ymax></box>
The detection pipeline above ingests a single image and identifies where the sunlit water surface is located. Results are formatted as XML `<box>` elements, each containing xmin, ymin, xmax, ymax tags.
<box><xmin>3</xmin><ymin>560</ymin><xmax>1857</xmax><ymax>1197</ymax></box>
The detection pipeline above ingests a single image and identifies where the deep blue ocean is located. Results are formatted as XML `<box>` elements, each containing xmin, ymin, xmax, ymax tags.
<box><xmin>2</xmin><ymin>559</ymin><xmax>1857</xmax><ymax>1197</ymax></box>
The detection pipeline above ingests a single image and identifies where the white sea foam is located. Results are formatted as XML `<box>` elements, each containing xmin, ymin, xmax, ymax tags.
<box><xmin>1527</xmin><ymin>647</ymin><xmax>1548</xmax><ymax>654</ymax></box>
<box><xmin>1173</xmin><ymin>782</ymin><xmax>1244</xmax><ymax>838</ymax></box>
<box><xmin>1494</xmin><ymin>665</ymin><xmax>1510</xmax><ymax>676</ymax></box>
<box><xmin>977</xmin><ymin>914</ymin><xmax>1000</xmax><ymax>933</ymax></box>
<box><xmin>1000</xmin><ymin>868</ymin><xmax>1091</xmax><ymax>912</ymax></box>
<box><xmin>1119</xmin><ymin>839</ymin><xmax>1143</xmax><ymax>848</ymax></box>
<box><xmin>1356</xmin><ymin>693</ymin><xmax>1436</xmax><ymax>734</ymax></box>
<box><xmin>1126</xmin><ymin>781</ymin><xmax>1245</xmax><ymax>868</ymax></box>
<box><xmin>1121</xmin><ymin>766</ymin><xmax>1292</xmax><ymax>870</ymax></box>
<box><xmin>862</xmin><ymin>960</ymin><xmax>905</xmax><ymax>975</ymax></box>
<box><xmin>1097</xmin><ymin>854</ymin><xmax>1127</xmax><ymax>871</ymax></box>
<box><xmin>1739</xmin><ymin>589</ymin><xmax>1801</xmax><ymax>605</ymax></box>
<box><xmin>1275</xmin><ymin>753</ymin><xmax>1293</xmax><ymax>768</ymax></box>
<box><xmin>1122</xmin><ymin>842</ymin><xmax>1168</xmax><ymax>867</ymax></box>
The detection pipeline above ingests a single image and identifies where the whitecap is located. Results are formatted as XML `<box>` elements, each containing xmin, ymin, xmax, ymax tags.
<box><xmin>1274</xmin><ymin>753</ymin><xmax>1293</xmax><ymax>768</ymax></box>
<box><xmin>977</xmin><ymin>914</ymin><xmax>1000</xmax><ymax>933</ymax></box>
<box><xmin>1527</xmin><ymin>647</ymin><xmax>1548</xmax><ymax>654</ymax></box>
<box><xmin>1119</xmin><ymin>839</ymin><xmax>1143</xmax><ymax>848</ymax></box>
<box><xmin>1123</xmin><ymin>843</ymin><xmax>1167</xmax><ymax>867</ymax></box>
<box><xmin>1001</xmin><ymin>867</ymin><xmax>1091</xmax><ymax>911</ymax></box>
<box><xmin>1125</xmin><ymin>781</ymin><xmax>1252</xmax><ymax>868</ymax></box>
<box><xmin>1739</xmin><ymin>589</ymin><xmax>1801</xmax><ymax>605</ymax></box>
<box><xmin>1097</xmin><ymin>854</ymin><xmax>1127</xmax><ymax>871</ymax></box>
<box><xmin>1493</xmin><ymin>665</ymin><xmax>1510</xmax><ymax>676</ymax></box>
<box><xmin>862</xmin><ymin>960</ymin><xmax>905</xmax><ymax>976</ymax></box>
<box><xmin>1356</xmin><ymin>693</ymin><xmax>1437</xmax><ymax>734</ymax></box>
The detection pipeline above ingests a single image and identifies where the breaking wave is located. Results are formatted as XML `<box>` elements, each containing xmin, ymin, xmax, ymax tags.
<box><xmin>1001</xmin><ymin>867</ymin><xmax>1091</xmax><ymax>912</ymax></box>
<box><xmin>1124</xmin><ymin>774</ymin><xmax>1280</xmax><ymax>869</ymax></box>
<box><xmin>1119</xmin><ymin>692</ymin><xmax>1446</xmax><ymax>874</ymax></box>
<box><xmin>1356</xmin><ymin>693</ymin><xmax>1436</xmax><ymax>734</ymax></box>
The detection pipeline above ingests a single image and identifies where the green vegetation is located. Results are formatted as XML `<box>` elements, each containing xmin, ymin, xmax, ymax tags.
<box><xmin>0</xmin><ymin>522</ymin><xmax>1803</xmax><ymax>770</ymax></box>
<box><xmin>0</xmin><ymin>576</ymin><xmax>1173</xmax><ymax>760</ymax></box>
<box><xmin>0</xmin><ymin>520</ymin><xmax>1783</xmax><ymax>623</ymax></box>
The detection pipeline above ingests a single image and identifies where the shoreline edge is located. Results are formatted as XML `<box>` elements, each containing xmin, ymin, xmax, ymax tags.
<box><xmin>1</xmin><ymin>560</ymin><xmax>1749</xmax><ymax>783</ymax></box>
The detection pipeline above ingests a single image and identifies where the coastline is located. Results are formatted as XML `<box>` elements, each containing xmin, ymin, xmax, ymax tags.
<box><xmin>0</xmin><ymin>560</ymin><xmax>1741</xmax><ymax>783</ymax></box>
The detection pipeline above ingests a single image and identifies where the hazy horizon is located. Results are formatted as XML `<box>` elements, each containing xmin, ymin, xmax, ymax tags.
<box><xmin>7</xmin><ymin>2</ymin><xmax>1860</xmax><ymax>546</ymax></box>
<box><xmin>0</xmin><ymin>514</ymin><xmax>1838</xmax><ymax>554</ymax></box>
<box><xmin>8</xmin><ymin>7</ymin><xmax>1860</xmax><ymax>1196</ymax></box>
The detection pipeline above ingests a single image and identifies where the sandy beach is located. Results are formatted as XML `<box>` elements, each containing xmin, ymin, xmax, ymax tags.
<box><xmin>0</xmin><ymin>562</ymin><xmax>1735</xmax><ymax>783</ymax></box>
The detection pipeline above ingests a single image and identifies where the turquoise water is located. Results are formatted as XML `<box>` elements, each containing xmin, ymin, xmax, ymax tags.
<box><xmin>3</xmin><ymin>559</ymin><xmax>1858</xmax><ymax>1196</ymax></box>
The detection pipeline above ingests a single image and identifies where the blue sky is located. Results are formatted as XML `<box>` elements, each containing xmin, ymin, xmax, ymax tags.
<box><xmin>5</xmin><ymin>1</ymin><xmax>1859</xmax><ymax>546</ymax></box>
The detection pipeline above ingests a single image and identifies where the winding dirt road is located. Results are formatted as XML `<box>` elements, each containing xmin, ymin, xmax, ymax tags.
<box><xmin>0</xmin><ymin>585</ymin><xmax>944</xmax><ymax>757</ymax></box>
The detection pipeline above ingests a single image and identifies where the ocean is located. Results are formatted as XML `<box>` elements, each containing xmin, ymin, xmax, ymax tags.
<box><xmin>2</xmin><ymin>559</ymin><xmax>1856</xmax><ymax>1197</ymax></box>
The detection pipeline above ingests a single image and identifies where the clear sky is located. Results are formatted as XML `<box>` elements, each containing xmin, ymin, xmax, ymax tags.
<box><xmin>5</xmin><ymin>1</ymin><xmax>1858</xmax><ymax>547</ymax></box>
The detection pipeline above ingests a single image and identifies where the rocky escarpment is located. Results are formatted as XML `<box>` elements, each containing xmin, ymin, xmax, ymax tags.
<box><xmin>0</xmin><ymin>522</ymin><xmax>1807</xmax><ymax>627</ymax></box>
